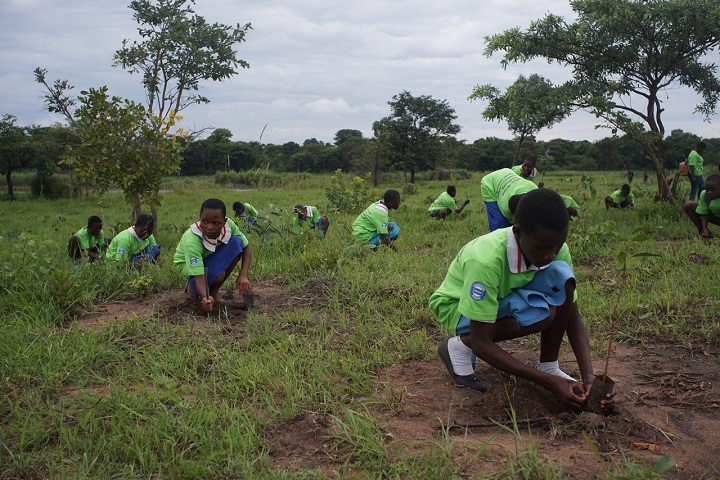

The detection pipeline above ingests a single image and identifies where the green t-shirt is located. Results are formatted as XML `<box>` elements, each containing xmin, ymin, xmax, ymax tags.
<box><xmin>235</xmin><ymin>203</ymin><xmax>259</xmax><ymax>223</ymax></box>
<box><xmin>687</xmin><ymin>150</ymin><xmax>704</xmax><ymax>176</ymax></box>
<box><xmin>695</xmin><ymin>189</ymin><xmax>720</xmax><ymax>216</ymax></box>
<box><xmin>428</xmin><ymin>192</ymin><xmax>458</xmax><ymax>213</ymax></box>
<box><xmin>106</xmin><ymin>228</ymin><xmax>158</xmax><ymax>262</ymax></box>
<box><xmin>511</xmin><ymin>164</ymin><xmax>538</xmax><ymax>179</ymax></box>
<box><xmin>292</xmin><ymin>206</ymin><xmax>321</xmax><ymax>234</ymax></box>
<box><xmin>352</xmin><ymin>200</ymin><xmax>389</xmax><ymax>243</ymax></box>
<box><xmin>429</xmin><ymin>227</ymin><xmax>574</xmax><ymax>334</ymax></box>
<box><xmin>173</xmin><ymin>219</ymin><xmax>249</xmax><ymax>277</ymax></box>
<box><xmin>69</xmin><ymin>225</ymin><xmax>106</xmax><ymax>252</ymax></box>
<box><xmin>609</xmin><ymin>190</ymin><xmax>634</xmax><ymax>206</ymax></box>
<box><xmin>561</xmin><ymin>194</ymin><xmax>580</xmax><ymax>214</ymax></box>
<box><xmin>481</xmin><ymin>168</ymin><xmax>538</xmax><ymax>223</ymax></box>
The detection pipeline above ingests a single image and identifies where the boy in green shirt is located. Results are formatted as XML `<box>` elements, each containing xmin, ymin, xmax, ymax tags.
<box><xmin>430</xmin><ymin>188</ymin><xmax>614</xmax><ymax>411</ymax></box>
<box><xmin>687</xmin><ymin>141</ymin><xmax>706</xmax><ymax>201</ymax></box>
<box><xmin>604</xmin><ymin>184</ymin><xmax>634</xmax><ymax>209</ymax></box>
<box><xmin>481</xmin><ymin>168</ymin><xmax>538</xmax><ymax>231</ymax></box>
<box><xmin>106</xmin><ymin>214</ymin><xmax>160</xmax><ymax>267</ymax></box>
<box><xmin>67</xmin><ymin>215</ymin><xmax>107</xmax><ymax>262</ymax></box>
<box><xmin>292</xmin><ymin>205</ymin><xmax>329</xmax><ymax>237</ymax></box>
<box><xmin>352</xmin><ymin>189</ymin><xmax>401</xmax><ymax>250</ymax></box>
<box><xmin>683</xmin><ymin>174</ymin><xmax>720</xmax><ymax>238</ymax></box>
<box><xmin>511</xmin><ymin>154</ymin><xmax>538</xmax><ymax>181</ymax></box>
<box><xmin>232</xmin><ymin>201</ymin><xmax>259</xmax><ymax>227</ymax></box>
<box><xmin>174</xmin><ymin>198</ymin><xmax>253</xmax><ymax>312</ymax></box>
<box><xmin>428</xmin><ymin>185</ymin><xmax>470</xmax><ymax>219</ymax></box>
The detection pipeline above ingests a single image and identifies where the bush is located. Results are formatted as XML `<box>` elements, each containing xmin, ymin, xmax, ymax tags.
<box><xmin>29</xmin><ymin>174</ymin><xmax>74</xmax><ymax>199</ymax></box>
<box><xmin>325</xmin><ymin>169</ymin><xmax>373</xmax><ymax>214</ymax></box>
<box><xmin>215</xmin><ymin>170</ymin><xmax>285</xmax><ymax>188</ymax></box>
<box><xmin>416</xmin><ymin>168</ymin><xmax>473</xmax><ymax>181</ymax></box>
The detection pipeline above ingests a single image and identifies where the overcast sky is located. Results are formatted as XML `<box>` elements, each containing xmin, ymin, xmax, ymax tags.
<box><xmin>1</xmin><ymin>0</ymin><xmax>716</xmax><ymax>145</ymax></box>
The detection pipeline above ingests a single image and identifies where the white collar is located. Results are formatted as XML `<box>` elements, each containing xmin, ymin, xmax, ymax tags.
<box><xmin>505</xmin><ymin>227</ymin><xmax>547</xmax><ymax>273</ymax></box>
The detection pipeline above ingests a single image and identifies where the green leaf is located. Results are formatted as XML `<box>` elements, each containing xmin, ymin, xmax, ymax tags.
<box><xmin>653</xmin><ymin>454</ymin><xmax>676</xmax><ymax>474</ymax></box>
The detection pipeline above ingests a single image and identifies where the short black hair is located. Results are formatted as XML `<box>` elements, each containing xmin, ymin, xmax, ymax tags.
<box><xmin>621</xmin><ymin>183</ymin><xmax>631</xmax><ymax>192</ymax></box>
<box><xmin>447</xmin><ymin>185</ymin><xmax>456</xmax><ymax>196</ymax></box>
<box><xmin>87</xmin><ymin>215</ymin><xmax>102</xmax><ymax>226</ymax></box>
<box><xmin>524</xmin><ymin>154</ymin><xmax>536</xmax><ymax>164</ymax></box>
<box><xmin>697</xmin><ymin>141</ymin><xmax>707</xmax><ymax>149</ymax></box>
<box><xmin>383</xmin><ymin>189</ymin><xmax>401</xmax><ymax>204</ymax></box>
<box><xmin>232</xmin><ymin>201</ymin><xmax>245</xmax><ymax>213</ymax></box>
<box><xmin>705</xmin><ymin>174</ymin><xmax>720</xmax><ymax>185</ymax></box>
<box><xmin>201</xmin><ymin>198</ymin><xmax>227</xmax><ymax>217</ymax></box>
<box><xmin>515</xmin><ymin>189</ymin><xmax>569</xmax><ymax>234</ymax></box>
<box><xmin>508</xmin><ymin>194</ymin><xmax>525</xmax><ymax>214</ymax></box>
<box><xmin>135</xmin><ymin>214</ymin><xmax>155</xmax><ymax>234</ymax></box>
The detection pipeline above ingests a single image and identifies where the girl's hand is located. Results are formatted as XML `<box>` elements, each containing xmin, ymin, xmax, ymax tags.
<box><xmin>200</xmin><ymin>297</ymin><xmax>214</xmax><ymax>312</ymax></box>
<box><xmin>236</xmin><ymin>275</ymin><xmax>251</xmax><ymax>294</ymax></box>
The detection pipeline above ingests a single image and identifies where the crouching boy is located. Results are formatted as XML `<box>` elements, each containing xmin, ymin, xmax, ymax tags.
<box><xmin>429</xmin><ymin>188</ymin><xmax>614</xmax><ymax>411</ymax></box>
<box><xmin>174</xmin><ymin>198</ymin><xmax>252</xmax><ymax>312</ymax></box>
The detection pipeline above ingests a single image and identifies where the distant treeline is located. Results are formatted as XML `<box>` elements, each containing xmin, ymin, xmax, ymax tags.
<box><xmin>180</xmin><ymin>128</ymin><xmax>719</xmax><ymax>176</ymax></box>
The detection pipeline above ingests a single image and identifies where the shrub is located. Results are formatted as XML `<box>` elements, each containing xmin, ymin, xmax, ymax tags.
<box><xmin>325</xmin><ymin>169</ymin><xmax>373</xmax><ymax>214</ymax></box>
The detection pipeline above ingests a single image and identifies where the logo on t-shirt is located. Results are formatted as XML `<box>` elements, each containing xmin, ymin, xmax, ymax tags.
<box><xmin>190</xmin><ymin>256</ymin><xmax>198</xmax><ymax>266</ymax></box>
<box><xmin>381</xmin><ymin>223</ymin><xmax>387</xmax><ymax>230</ymax></box>
<box><xmin>118</xmin><ymin>248</ymin><xmax>125</xmax><ymax>254</ymax></box>
<box><xmin>469</xmin><ymin>282</ymin><xmax>487</xmax><ymax>301</ymax></box>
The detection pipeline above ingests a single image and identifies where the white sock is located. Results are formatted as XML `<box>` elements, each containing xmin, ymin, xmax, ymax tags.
<box><xmin>448</xmin><ymin>336</ymin><xmax>474</xmax><ymax>376</ymax></box>
<box><xmin>536</xmin><ymin>360</ymin><xmax>576</xmax><ymax>381</ymax></box>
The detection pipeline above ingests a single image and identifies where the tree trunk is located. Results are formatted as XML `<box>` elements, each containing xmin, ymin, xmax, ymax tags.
<box><xmin>648</xmin><ymin>142</ymin><xmax>674</xmax><ymax>203</ymax></box>
<box><xmin>132</xmin><ymin>195</ymin><xmax>142</xmax><ymax>223</ymax></box>
<box><xmin>410</xmin><ymin>168</ymin><xmax>416</xmax><ymax>184</ymax></box>
<box><xmin>6</xmin><ymin>170</ymin><xmax>14</xmax><ymax>200</ymax></box>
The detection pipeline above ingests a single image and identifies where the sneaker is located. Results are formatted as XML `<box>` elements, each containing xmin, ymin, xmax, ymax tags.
<box><xmin>437</xmin><ymin>339</ymin><xmax>486</xmax><ymax>392</ymax></box>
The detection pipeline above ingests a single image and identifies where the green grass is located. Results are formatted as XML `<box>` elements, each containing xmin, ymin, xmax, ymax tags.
<box><xmin>1</xmin><ymin>171</ymin><xmax>717</xmax><ymax>478</ymax></box>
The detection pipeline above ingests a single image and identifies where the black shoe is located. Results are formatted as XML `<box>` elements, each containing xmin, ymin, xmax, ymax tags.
<box><xmin>437</xmin><ymin>339</ymin><xmax>486</xmax><ymax>392</ymax></box>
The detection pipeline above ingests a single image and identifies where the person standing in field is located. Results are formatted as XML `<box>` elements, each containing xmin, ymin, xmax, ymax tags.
<box><xmin>430</xmin><ymin>188</ymin><xmax>615</xmax><ymax>411</ymax></box>
<box><xmin>352</xmin><ymin>189</ymin><xmax>401</xmax><ymax>250</ymax></box>
<box><xmin>481</xmin><ymin>168</ymin><xmax>538</xmax><ymax>231</ymax></box>
<box><xmin>232</xmin><ymin>201</ymin><xmax>259</xmax><ymax>228</ymax></box>
<box><xmin>683</xmin><ymin>174</ymin><xmax>720</xmax><ymax>239</ymax></box>
<box><xmin>67</xmin><ymin>215</ymin><xmax>108</xmax><ymax>262</ymax></box>
<box><xmin>106</xmin><ymin>214</ymin><xmax>160</xmax><ymax>268</ymax></box>
<box><xmin>292</xmin><ymin>204</ymin><xmax>330</xmax><ymax>237</ymax></box>
<box><xmin>511</xmin><ymin>155</ymin><xmax>538</xmax><ymax>181</ymax></box>
<box><xmin>604</xmin><ymin>184</ymin><xmax>634</xmax><ymax>209</ymax></box>
<box><xmin>687</xmin><ymin>141</ymin><xmax>707</xmax><ymax>201</ymax></box>
<box><xmin>428</xmin><ymin>185</ymin><xmax>470</xmax><ymax>219</ymax></box>
<box><xmin>174</xmin><ymin>198</ymin><xmax>252</xmax><ymax>312</ymax></box>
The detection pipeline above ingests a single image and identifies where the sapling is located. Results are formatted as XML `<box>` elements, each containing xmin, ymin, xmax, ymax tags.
<box><xmin>587</xmin><ymin>227</ymin><xmax>660</xmax><ymax>413</ymax></box>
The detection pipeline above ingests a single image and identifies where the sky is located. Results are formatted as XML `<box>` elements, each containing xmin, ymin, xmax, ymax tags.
<box><xmin>1</xmin><ymin>0</ymin><xmax>717</xmax><ymax>146</ymax></box>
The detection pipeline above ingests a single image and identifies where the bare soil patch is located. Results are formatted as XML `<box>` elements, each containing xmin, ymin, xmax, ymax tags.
<box><xmin>76</xmin><ymin>281</ymin><xmax>720</xmax><ymax>478</ymax></box>
<box><xmin>270</xmin><ymin>341</ymin><xmax>720</xmax><ymax>478</ymax></box>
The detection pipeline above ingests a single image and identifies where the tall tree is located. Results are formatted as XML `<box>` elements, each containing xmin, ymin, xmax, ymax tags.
<box><xmin>379</xmin><ymin>91</ymin><xmax>461</xmax><ymax>183</ymax></box>
<box><xmin>469</xmin><ymin>74</ymin><xmax>569</xmax><ymax>165</ymax></box>
<box><xmin>484</xmin><ymin>0</ymin><xmax>720</xmax><ymax>201</ymax></box>
<box><xmin>114</xmin><ymin>0</ymin><xmax>251</xmax><ymax>130</ymax></box>
<box><xmin>0</xmin><ymin>115</ymin><xmax>32</xmax><ymax>199</ymax></box>
<box><xmin>35</xmin><ymin>0</ymin><xmax>251</xmax><ymax>220</ymax></box>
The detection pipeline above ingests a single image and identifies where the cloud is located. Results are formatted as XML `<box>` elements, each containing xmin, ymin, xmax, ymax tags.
<box><xmin>1</xmin><ymin>0</ymin><xmax>716</xmax><ymax>146</ymax></box>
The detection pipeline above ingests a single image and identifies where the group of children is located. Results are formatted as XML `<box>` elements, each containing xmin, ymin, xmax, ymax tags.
<box><xmin>67</xmin><ymin>153</ymin><xmax>719</xmax><ymax>412</ymax></box>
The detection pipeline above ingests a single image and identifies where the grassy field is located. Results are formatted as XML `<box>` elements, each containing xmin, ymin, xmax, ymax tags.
<box><xmin>1</xmin><ymin>170</ymin><xmax>718</xmax><ymax>478</ymax></box>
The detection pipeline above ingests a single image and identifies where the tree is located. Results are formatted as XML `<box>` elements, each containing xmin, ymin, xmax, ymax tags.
<box><xmin>61</xmin><ymin>87</ymin><xmax>184</xmax><ymax>219</ymax></box>
<box><xmin>484</xmin><ymin>0</ymin><xmax>720</xmax><ymax>201</ymax></box>
<box><xmin>0</xmin><ymin>115</ymin><xmax>33</xmax><ymax>199</ymax></box>
<box><xmin>114</xmin><ymin>0</ymin><xmax>252</xmax><ymax>130</ymax></box>
<box><xmin>469</xmin><ymin>74</ymin><xmax>569</xmax><ymax>165</ymax></box>
<box><xmin>379</xmin><ymin>91</ymin><xmax>461</xmax><ymax>183</ymax></box>
<box><xmin>35</xmin><ymin>0</ymin><xmax>252</xmax><ymax>219</ymax></box>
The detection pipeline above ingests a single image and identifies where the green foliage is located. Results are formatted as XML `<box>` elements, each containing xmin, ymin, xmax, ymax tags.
<box><xmin>484</xmin><ymin>0</ymin><xmax>720</xmax><ymax>199</ymax></box>
<box><xmin>113</xmin><ymin>0</ymin><xmax>252</xmax><ymax>127</ymax></box>
<box><xmin>325</xmin><ymin>169</ymin><xmax>373</xmax><ymax>213</ymax></box>
<box><xmin>214</xmin><ymin>169</ymin><xmax>285</xmax><ymax>188</ymax></box>
<box><xmin>470</xmin><ymin>74</ymin><xmax>570</xmax><ymax>163</ymax></box>
<box><xmin>377</xmin><ymin>90</ymin><xmax>461</xmax><ymax>182</ymax></box>
<box><xmin>61</xmin><ymin>86</ymin><xmax>184</xmax><ymax>215</ymax></box>
<box><xmin>415</xmin><ymin>168</ymin><xmax>473</xmax><ymax>181</ymax></box>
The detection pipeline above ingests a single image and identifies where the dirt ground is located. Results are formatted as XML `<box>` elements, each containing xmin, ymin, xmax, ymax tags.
<box><xmin>78</xmin><ymin>279</ymin><xmax>720</xmax><ymax>479</ymax></box>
